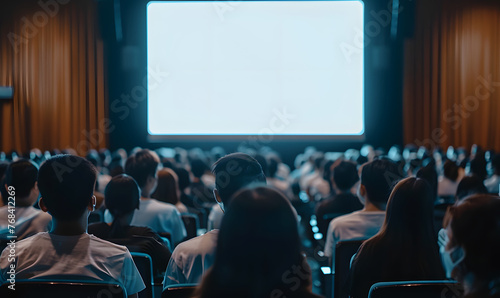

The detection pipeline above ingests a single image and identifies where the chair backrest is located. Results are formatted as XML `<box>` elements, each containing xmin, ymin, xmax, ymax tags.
<box><xmin>162</xmin><ymin>283</ymin><xmax>198</xmax><ymax>298</ymax></box>
<box><xmin>181</xmin><ymin>213</ymin><xmax>200</xmax><ymax>240</ymax></box>
<box><xmin>334</xmin><ymin>239</ymin><xmax>365</xmax><ymax>298</ymax></box>
<box><xmin>0</xmin><ymin>279</ymin><xmax>126</xmax><ymax>298</ymax></box>
<box><xmin>131</xmin><ymin>252</ymin><xmax>154</xmax><ymax>298</ymax></box>
<box><xmin>368</xmin><ymin>280</ymin><xmax>464</xmax><ymax>298</ymax></box>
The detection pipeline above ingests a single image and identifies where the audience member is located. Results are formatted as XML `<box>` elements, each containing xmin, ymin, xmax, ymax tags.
<box><xmin>89</xmin><ymin>174</ymin><xmax>172</xmax><ymax>281</ymax></box>
<box><xmin>152</xmin><ymin>168</ymin><xmax>188</xmax><ymax>213</ymax></box>
<box><xmin>485</xmin><ymin>154</ymin><xmax>500</xmax><ymax>194</ymax></box>
<box><xmin>456</xmin><ymin>175</ymin><xmax>488</xmax><ymax>201</ymax></box>
<box><xmin>438</xmin><ymin>160</ymin><xmax>464</xmax><ymax>197</ymax></box>
<box><xmin>324</xmin><ymin>159</ymin><xmax>403</xmax><ymax>267</ymax></box>
<box><xmin>163</xmin><ymin>153</ymin><xmax>266</xmax><ymax>287</ymax></box>
<box><xmin>194</xmin><ymin>186</ymin><xmax>322</xmax><ymax>298</ymax></box>
<box><xmin>0</xmin><ymin>155</ymin><xmax>145</xmax><ymax>297</ymax></box>
<box><xmin>316</xmin><ymin>160</ymin><xmax>363</xmax><ymax>236</ymax></box>
<box><xmin>444</xmin><ymin>194</ymin><xmax>500</xmax><ymax>297</ymax></box>
<box><xmin>348</xmin><ymin>177</ymin><xmax>445</xmax><ymax>298</ymax></box>
<box><xmin>106</xmin><ymin>149</ymin><xmax>187</xmax><ymax>245</ymax></box>
<box><xmin>0</xmin><ymin>159</ymin><xmax>52</xmax><ymax>240</ymax></box>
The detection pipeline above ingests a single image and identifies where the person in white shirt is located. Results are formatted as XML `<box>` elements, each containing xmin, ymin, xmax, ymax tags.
<box><xmin>106</xmin><ymin>149</ymin><xmax>186</xmax><ymax>245</ymax></box>
<box><xmin>0</xmin><ymin>155</ymin><xmax>145</xmax><ymax>297</ymax></box>
<box><xmin>0</xmin><ymin>159</ymin><xmax>52</xmax><ymax>240</ymax></box>
<box><xmin>163</xmin><ymin>153</ymin><xmax>266</xmax><ymax>288</ymax></box>
<box><xmin>324</xmin><ymin>159</ymin><xmax>404</xmax><ymax>269</ymax></box>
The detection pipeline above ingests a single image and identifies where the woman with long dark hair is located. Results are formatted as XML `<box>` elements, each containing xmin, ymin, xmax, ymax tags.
<box><xmin>152</xmin><ymin>168</ymin><xmax>188</xmax><ymax>213</ymax></box>
<box><xmin>194</xmin><ymin>186</ymin><xmax>322</xmax><ymax>298</ymax></box>
<box><xmin>349</xmin><ymin>177</ymin><xmax>445</xmax><ymax>297</ymax></box>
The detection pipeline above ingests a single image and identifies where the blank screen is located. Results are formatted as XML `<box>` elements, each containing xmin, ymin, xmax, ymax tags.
<box><xmin>147</xmin><ymin>1</ymin><xmax>364</xmax><ymax>136</ymax></box>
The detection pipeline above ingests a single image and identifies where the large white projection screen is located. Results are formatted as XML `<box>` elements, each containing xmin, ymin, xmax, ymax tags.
<box><xmin>147</xmin><ymin>1</ymin><xmax>364</xmax><ymax>137</ymax></box>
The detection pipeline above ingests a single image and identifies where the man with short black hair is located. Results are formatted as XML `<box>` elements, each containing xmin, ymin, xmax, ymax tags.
<box><xmin>0</xmin><ymin>155</ymin><xmax>145</xmax><ymax>298</ymax></box>
<box><xmin>324</xmin><ymin>159</ymin><xmax>404</xmax><ymax>267</ymax></box>
<box><xmin>315</xmin><ymin>160</ymin><xmax>363</xmax><ymax>235</ymax></box>
<box><xmin>163</xmin><ymin>153</ymin><xmax>266</xmax><ymax>287</ymax></box>
<box><xmin>0</xmin><ymin>159</ymin><xmax>52</xmax><ymax>240</ymax></box>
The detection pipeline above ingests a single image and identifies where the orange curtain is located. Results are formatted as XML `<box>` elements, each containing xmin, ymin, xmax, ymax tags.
<box><xmin>0</xmin><ymin>0</ymin><xmax>108</xmax><ymax>155</ymax></box>
<box><xmin>404</xmin><ymin>0</ymin><xmax>500</xmax><ymax>151</ymax></box>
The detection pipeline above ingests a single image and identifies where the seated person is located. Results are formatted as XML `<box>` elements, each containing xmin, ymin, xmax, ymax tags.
<box><xmin>194</xmin><ymin>186</ymin><xmax>322</xmax><ymax>298</ymax></box>
<box><xmin>89</xmin><ymin>174</ymin><xmax>172</xmax><ymax>282</ymax></box>
<box><xmin>163</xmin><ymin>153</ymin><xmax>266</xmax><ymax>287</ymax></box>
<box><xmin>484</xmin><ymin>154</ymin><xmax>500</xmax><ymax>194</ymax></box>
<box><xmin>105</xmin><ymin>149</ymin><xmax>186</xmax><ymax>245</ymax></box>
<box><xmin>443</xmin><ymin>194</ymin><xmax>500</xmax><ymax>297</ymax></box>
<box><xmin>0</xmin><ymin>155</ymin><xmax>144</xmax><ymax>297</ymax></box>
<box><xmin>348</xmin><ymin>177</ymin><xmax>445</xmax><ymax>298</ymax></box>
<box><xmin>152</xmin><ymin>168</ymin><xmax>188</xmax><ymax>213</ymax></box>
<box><xmin>438</xmin><ymin>160</ymin><xmax>464</xmax><ymax>197</ymax></box>
<box><xmin>316</xmin><ymin>160</ymin><xmax>363</xmax><ymax>236</ymax></box>
<box><xmin>0</xmin><ymin>159</ymin><xmax>52</xmax><ymax>241</ymax></box>
<box><xmin>324</xmin><ymin>159</ymin><xmax>403</xmax><ymax>268</ymax></box>
<box><xmin>438</xmin><ymin>175</ymin><xmax>491</xmax><ymax>272</ymax></box>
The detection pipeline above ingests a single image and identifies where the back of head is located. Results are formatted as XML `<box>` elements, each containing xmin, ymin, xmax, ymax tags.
<box><xmin>416</xmin><ymin>162</ymin><xmax>438</xmax><ymax>200</ymax></box>
<box><xmin>448</xmin><ymin>194</ymin><xmax>500</xmax><ymax>283</ymax></box>
<box><xmin>201</xmin><ymin>186</ymin><xmax>307</xmax><ymax>297</ymax></box>
<box><xmin>364</xmin><ymin>177</ymin><xmax>444</xmax><ymax>279</ymax></box>
<box><xmin>383</xmin><ymin>177</ymin><xmax>436</xmax><ymax>240</ymax></box>
<box><xmin>3</xmin><ymin>159</ymin><xmax>38</xmax><ymax>206</ymax></box>
<box><xmin>456</xmin><ymin>175</ymin><xmax>488</xmax><ymax>201</ymax></box>
<box><xmin>124</xmin><ymin>149</ymin><xmax>159</xmax><ymax>188</ymax></box>
<box><xmin>190</xmin><ymin>158</ymin><xmax>209</xmax><ymax>179</ymax></box>
<box><xmin>332</xmin><ymin>160</ymin><xmax>359</xmax><ymax>192</ymax></box>
<box><xmin>443</xmin><ymin>160</ymin><xmax>460</xmax><ymax>182</ymax></box>
<box><xmin>105</xmin><ymin>174</ymin><xmax>140</xmax><ymax>217</ymax></box>
<box><xmin>360</xmin><ymin>158</ymin><xmax>404</xmax><ymax>208</ymax></box>
<box><xmin>211</xmin><ymin>153</ymin><xmax>266</xmax><ymax>206</ymax></box>
<box><xmin>267</xmin><ymin>156</ymin><xmax>279</xmax><ymax>178</ymax></box>
<box><xmin>152</xmin><ymin>168</ymin><xmax>179</xmax><ymax>205</ymax></box>
<box><xmin>38</xmin><ymin>155</ymin><xmax>97</xmax><ymax>221</ymax></box>
<box><xmin>174</xmin><ymin>167</ymin><xmax>191</xmax><ymax>191</ymax></box>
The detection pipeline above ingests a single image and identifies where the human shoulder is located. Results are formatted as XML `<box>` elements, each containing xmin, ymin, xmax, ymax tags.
<box><xmin>173</xmin><ymin>230</ymin><xmax>218</xmax><ymax>256</ymax></box>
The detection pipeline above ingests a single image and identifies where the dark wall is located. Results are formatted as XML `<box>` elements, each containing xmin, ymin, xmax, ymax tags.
<box><xmin>99</xmin><ymin>0</ymin><xmax>411</xmax><ymax>164</ymax></box>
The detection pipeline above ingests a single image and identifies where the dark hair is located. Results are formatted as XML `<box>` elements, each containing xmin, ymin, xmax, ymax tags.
<box><xmin>124</xmin><ymin>149</ymin><xmax>159</xmax><ymax>188</ymax></box>
<box><xmin>105</xmin><ymin>174</ymin><xmax>140</xmax><ymax>238</ymax></box>
<box><xmin>332</xmin><ymin>161</ymin><xmax>359</xmax><ymax>191</ymax></box>
<box><xmin>456</xmin><ymin>175</ymin><xmax>488</xmax><ymax>201</ymax></box>
<box><xmin>267</xmin><ymin>156</ymin><xmax>279</xmax><ymax>178</ymax></box>
<box><xmin>253</xmin><ymin>154</ymin><xmax>269</xmax><ymax>177</ymax></box>
<box><xmin>416</xmin><ymin>162</ymin><xmax>438</xmax><ymax>201</ymax></box>
<box><xmin>152</xmin><ymin>168</ymin><xmax>180</xmax><ymax>205</ymax></box>
<box><xmin>195</xmin><ymin>186</ymin><xmax>312</xmax><ymax>298</ymax></box>
<box><xmin>443</xmin><ymin>160</ymin><xmax>459</xmax><ymax>182</ymax></box>
<box><xmin>3</xmin><ymin>159</ymin><xmax>38</xmax><ymax>204</ymax></box>
<box><xmin>212</xmin><ymin>153</ymin><xmax>266</xmax><ymax>206</ymax></box>
<box><xmin>491</xmin><ymin>154</ymin><xmax>500</xmax><ymax>175</ymax></box>
<box><xmin>448</xmin><ymin>194</ymin><xmax>500</xmax><ymax>286</ymax></box>
<box><xmin>360</xmin><ymin>159</ymin><xmax>404</xmax><ymax>207</ymax></box>
<box><xmin>0</xmin><ymin>161</ymin><xmax>9</xmax><ymax>204</ymax></box>
<box><xmin>174</xmin><ymin>167</ymin><xmax>191</xmax><ymax>191</ymax></box>
<box><xmin>38</xmin><ymin>155</ymin><xmax>97</xmax><ymax>221</ymax></box>
<box><xmin>190</xmin><ymin>159</ymin><xmax>209</xmax><ymax>178</ymax></box>
<box><xmin>352</xmin><ymin>178</ymin><xmax>445</xmax><ymax>294</ymax></box>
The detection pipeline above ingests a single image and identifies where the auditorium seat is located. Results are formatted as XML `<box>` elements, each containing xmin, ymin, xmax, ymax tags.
<box><xmin>0</xmin><ymin>279</ymin><xmax>126</xmax><ymax>298</ymax></box>
<box><xmin>368</xmin><ymin>280</ymin><xmax>464</xmax><ymax>298</ymax></box>
<box><xmin>162</xmin><ymin>284</ymin><xmax>198</xmax><ymax>298</ymax></box>
<box><xmin>181</xmin><ymin>213</ymin><xmax>200</xmax><ymax>241</ymax></box>
<box><xmin>334</xmin><ymin>239</ymin><xmax>365</xmax><ymax>298</ymax></box>
<box><xmin>131</xmin><ymin>252</ymin><xmax>154</xmax><ymax>298</ymax></box>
